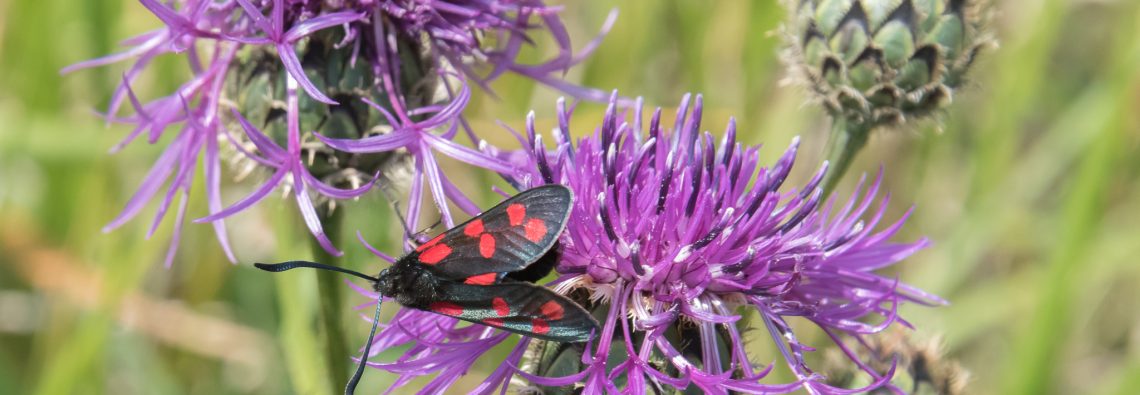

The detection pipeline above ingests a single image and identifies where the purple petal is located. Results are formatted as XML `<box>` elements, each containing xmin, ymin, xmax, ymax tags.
<box><xmin>60</xmin><ymin>30</ymin><xmax>165</xmax><ymax>74</ymax></box>
<box><xmin>195</xmin><ymin>167</ymin><xmax>287</xmax><ymax>223</ymax></box>
<box><xmin>221</xmin><ymin>34</ymin><xmax>273</xmax><ymax>45</ymax></box>
<box><xmin>423</xmin><ymin>133</ymin><xmax>516</xmax><ymax>174</ymax></box>
<box><xmin>418</xmin><ymin>144</ymin><xmax>454</xmax><ymax>227</ymax></box>
<box><xmin>283</xmin><ymin>12</ymin><xmax>365</xmax><ymax>42</ymax></box>
<box><xmin>404</xmin><ymin>157</ymin><xmax>426</xmax><ymax>241</ymax></box>
<box><xmin>356</xmin><ymin>231</ymin><xmax>396</xmax><ymax>264</ymax></box>
<box><xmin>161</xmin><ymin>189</ymin><xmax>189</xmax><ymax>268</ymax></box>
<box><xmin>230</xmin><ymin>109</ymin><xmax>288</xmax><ymax>161</ymax></box>
<box><xmin>103</xmin><ymin>142</ymin><xmax>180</xmax><ymax>232</ymax></box>
<box><xmin>317</xmin><ymin>129</ymin><xmax>417</xmax><ymax>153</ymax></box>
<box><xmin>233</xmin><ymin>0</ymin><xmax>276</xmax><ymax>38</ymax></box>
<box><xmin>299</xmin><ymin>163</ymin><xmax>376</xmax><ymax>199</ymax></box>
<box><xmin>138</xmin><ymin>0</ymin><xmax>186</xmax><ymax>30</ymax></box>
<box><xmin>219</xmin><ymin>125</ymin><xmax>277</xmax><ymax>168</ymax></box>
<box><xmin>293</xmin><ymin>177</ymin><xmax>343</xmax><ymax>256</ymax></box>
<box><xmin>437</xmin><ymin>170</ymin><xmax>481</xmax><ymax>216</ymax></box>
<box><xmin>277</xmin><ymin>45</ymin><xmax>337</xmax><ymax>104</ymax></box>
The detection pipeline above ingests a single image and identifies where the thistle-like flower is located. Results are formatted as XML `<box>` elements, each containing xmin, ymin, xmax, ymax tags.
<box><xmin>782</xmin><ymin>0</ymin><xmax>993</xmax><ymax>127</ymax></box>
<box><xmin>352</xmin><ymin>93</ymin><xmax>943</xmax><ymax>393</ymax></box>
<box><xmin>64</xmin><ymin>0</ymin><xmax>613</xmax><ymax>265</ymax></box>
<box><xmin>781</xmin><ymin>0</ymin><xmax>995</xmax><ymax>193</ymax></box>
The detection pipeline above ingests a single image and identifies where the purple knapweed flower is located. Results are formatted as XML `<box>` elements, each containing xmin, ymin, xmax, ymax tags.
<box><xmin>198</xmin><ymin>77</ymin><xmax>377</xmax><ymax>254</ymax></box>
<box><xmin>346</xmin><ymin>93</ymin><xmax>943</xmax><ymax>393</ymax></box>
<box><xmin>63</xmin><ymin>0</ymin><xmax>613</xmax><ymax>264</ymax></box>
<box><xmin>376</xmin><ymin>0</ymin><xmax>618</xmax><ymax>98</ymax></box>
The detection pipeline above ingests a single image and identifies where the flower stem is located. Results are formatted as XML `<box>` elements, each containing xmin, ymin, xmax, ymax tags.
<box><xmin>312</xmin><ymin>205</ymin><xmax>349</xmax><ymax>394</ymax></box>
<box><xmin>822</xmin><ymin>117</ymin><xmax>872</xmax><ymax>196</ymax></box>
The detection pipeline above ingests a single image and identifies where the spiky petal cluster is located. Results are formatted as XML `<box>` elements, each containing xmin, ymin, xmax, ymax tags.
<box><xmin>351</xmin><ymin>94</ymin><xmax>943</xmax><ymax>393</ymax></box>
<box><xmin>64</xmin><ymin>0</ymin><xmax>611</xmax><ymax>265</ymax></box>
<box><xmin>378</xmin><ymin>0</ymin><xmax>613</xmax><ymax>93</ymax></box>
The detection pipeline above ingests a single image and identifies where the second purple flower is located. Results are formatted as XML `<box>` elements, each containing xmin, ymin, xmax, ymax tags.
<box><xmin>66</xmin><ymin>0</ymin><xmax>614</xmax><ymax>265</ymax></box>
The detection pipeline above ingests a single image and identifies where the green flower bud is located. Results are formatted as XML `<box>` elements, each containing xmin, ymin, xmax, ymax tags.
<box><xmin>225</xmin><ymin>28</ymin><xmax>423</xmax><ymax>201</ymax></box>
<box><xmin>783</xmin><ymin>0</ymin><xmax>994</xmax><ymax>127</ymax></box>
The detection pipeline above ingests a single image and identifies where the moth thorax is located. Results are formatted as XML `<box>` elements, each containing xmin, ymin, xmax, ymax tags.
<box><xmin>374</xmin><ymin>263</ymin><xmax>444</xmax><ymax>309</ymax></box>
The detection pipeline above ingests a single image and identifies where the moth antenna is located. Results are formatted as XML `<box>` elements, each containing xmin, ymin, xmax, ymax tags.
<box><xmin>345</xmin><ymin>298</ymin><xmax>383</xmax><ymax>395</ymax></box>
<box><xmin>254</xmin><ymin>261</ymin><xmax>384</xmax><ymax>394</ymax></box>
<box><xmin>254</xmin><ymin>261</ymin><xmax>380</xmax><ymax>283</ymax></box>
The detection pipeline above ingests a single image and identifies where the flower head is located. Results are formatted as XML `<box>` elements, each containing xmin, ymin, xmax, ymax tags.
<box><xmin>65</xmin><ymin>0</ymin><xmax>612</xmax><ymax>264</ymax></box>
<box><xmin>352</xmin><ymin>93</ymin><xmax>943</xmax><ymax>393</ymax></box>
<box><xmin>781</xmin><ymin>0</ymin><xmax>994</xmax><ymax>127</ymax></box>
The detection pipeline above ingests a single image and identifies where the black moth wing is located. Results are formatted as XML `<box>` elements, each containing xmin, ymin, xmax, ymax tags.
<box><xmin>407</xmin><ymin>185</ymin><xmax>572</xmax><ymax>283</ymax></box>
<box><xmin>423</xmin><ymin>280</ymin><xmax>599</xmax><ymax>343</ymax></box>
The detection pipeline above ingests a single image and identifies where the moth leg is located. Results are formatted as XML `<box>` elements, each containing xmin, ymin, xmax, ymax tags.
<box><xmin>379</xmin><ymin>186</ymin><xmax>442</xmax><ymax>246</ymax></box>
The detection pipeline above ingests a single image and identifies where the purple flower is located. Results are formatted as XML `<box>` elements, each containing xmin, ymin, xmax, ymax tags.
<box><xmin>316</xmin><ymin>78</ymin><xmax>518</xmax><ymax>230</ymax></box>
<box><xmin>377</xmin><ymin>0</ymin><xmax>617</xmax><ymax>97</ymax></box>
<box><xmin>63</xmin><ymin>0</ymin><xmax>612</xmax><ymax>263</ymax></box>
<box><xmin>195</xmin><ymin>76</ymin><xmax>376</xmax><ymax>255</ymax></box>
<box><xmin>96</xmin><ymin>48</ymin><xmax>242</xmax><ymax>267</ymax></box>
<box><xmin>351</xmin><ymin>93</ymin><xmax>943</xmax><ymax>393</ymax></box>
<box><xmin>227</xmin><ymin>0</ymin><xmax>365</xmax><ymax>104</ymax></box>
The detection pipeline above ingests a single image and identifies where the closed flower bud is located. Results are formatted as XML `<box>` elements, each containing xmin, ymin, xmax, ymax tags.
<box><xmin>783</xmin><ymin>0</ymin><xmax>994</xmax><ymax>127</ymax></box>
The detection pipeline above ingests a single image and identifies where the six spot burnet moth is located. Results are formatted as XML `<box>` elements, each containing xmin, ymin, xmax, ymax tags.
<box><xmin>254</xmin><ymin>185</ymin><xmax>600</xmax><ymax>394</ymax></box>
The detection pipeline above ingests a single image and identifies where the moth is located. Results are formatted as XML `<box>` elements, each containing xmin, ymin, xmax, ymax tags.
<box><xmin>254</xmin><ymin>185</ymin><xmax>599</xmax><ymax>394</ymax></box>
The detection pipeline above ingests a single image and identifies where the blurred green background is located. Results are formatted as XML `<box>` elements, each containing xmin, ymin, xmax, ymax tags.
<box><xmin>1</xmin><ymin>0</ymin><xmax>1139</xmax><ymax>394</ymax></box>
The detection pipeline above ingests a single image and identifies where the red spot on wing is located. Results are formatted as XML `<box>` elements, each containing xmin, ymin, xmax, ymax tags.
<box><xmin>464</xmin><ymin>272</ymin><xmax>497</xmax><ymax>285</ymax></box>
<box><xmin>539</xmin><ymin>301</ymin><xmax>565</xmax><ymax>320</ymax></box>
<box><xmin>492</xmin><ymin>297</ymin><xmax>510</xmax><ymax>316</ymax></box>
<box><xmin>507</xmin><ymin>204</ymin><xmax>526</xmax><ymax>226</ymax></box>
<box><xmin>532</xmin><ymin>318</ymin><xmax>550</xmax><ymax>335</ymax></box>
<box><xmin>430</xmin><ymin>302</ymin><xmax>463</xmax><ymax>316</ymax></box>
<box><xmin>419</xmin><ymin>243</ymin><xmax>452</xmax><ymax>265</ymax></box>
<box><xmin>484</xmin><ymin>318</ymin><xmax>504</xmax><ymax>327</ymax></box>
<box><xmin>524</xmin><ymin>218</ymin><xmax>548</xmax><ymax>242</ymax></box>
<box><xmin>412</xmin><ymin>232</ymin><xmax>442</xmax><ymax>251</ymax></box>
<box><xmin>415</xmin><ymin>234</ymin><xmax>444</xmax><ymax>253</ymax></box>
<box><xmin>464</xmin><ymin>219</ymin><xmax>484</xmax><ymax>238</ymax></box>
<box><xmin>479</xmin><ymin>233</ymin><xmax>496</xmax><ymax>258</ymax></box>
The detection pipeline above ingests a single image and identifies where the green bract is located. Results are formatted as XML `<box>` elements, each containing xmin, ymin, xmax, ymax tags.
<box><xmin>784</xmin><ymin>0</ymin><xmax>993</xmax><ymax>127</ymax></box>
<box><xmin>225</xmin><ymin>29</ymin><xmax>423</xmax><ymax>194</ymax></box>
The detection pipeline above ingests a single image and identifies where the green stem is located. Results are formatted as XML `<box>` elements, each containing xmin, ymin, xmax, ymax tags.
<box><xmin>821</xmin><ymin>117</ymin><xmax>872</xmax><ymax>196</ymax></box>
<box><xmin>270</xmin><ymin>203</ymin><xmax>331</xmax><ymax>394</ymax></box>
<box><xmin>313</xmin><ymin>206</ymin><xmax>349</xmax><ymax>394</ymax></box>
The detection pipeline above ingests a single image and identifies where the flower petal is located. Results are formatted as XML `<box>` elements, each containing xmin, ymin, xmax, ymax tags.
<box><xmin>283</xmin><ymin>12</ymin><xmax>365</xmax><ymax>42</ymax></box>
<box><xmin>276</xmin><ymin>43</ymin><xmax>337</xmax><ymax>104</ymax></box>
